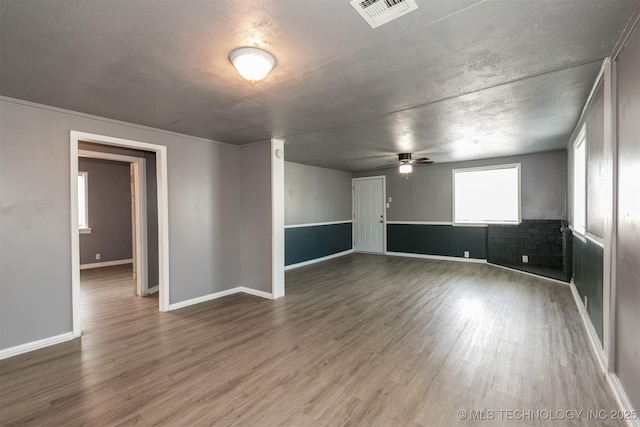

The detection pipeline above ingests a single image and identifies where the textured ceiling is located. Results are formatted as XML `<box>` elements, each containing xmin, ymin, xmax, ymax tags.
<box><xmin>1</xmin><ymin>0</ymin><xmax>638</xmax><ymax>171</ymax></box>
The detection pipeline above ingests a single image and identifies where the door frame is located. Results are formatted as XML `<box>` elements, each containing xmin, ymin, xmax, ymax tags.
<box><xmin>352</xmin><ymin>176</ymin><xmax>387</xmax><ymax>254</ymax></box>
<box><xmin>70</xmin><ymin>131</ymin><xmax>170</xmax><ymax>338</ymax></box>
<box><xmin>78</xmin><ymin>149</ymin><xmax>148</xmax><ymax>297</ymax></box>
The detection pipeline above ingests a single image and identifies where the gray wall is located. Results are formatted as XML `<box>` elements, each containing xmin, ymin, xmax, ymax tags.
<box><xmin>355</xmin><ymin>151</ymin><xmax>567</xmax><ymax>221</ymax></box>
<box><xmin>285</xmin><ymin>161</ymin><xmax>352</xmax><ymax>225</ymax></box>
<box><xmin>614</xmin><ymin>21</ymin><xmax>640</xmax><ymax>412</ymax></box>
<box><xmin>240</xmin><ymin>142</ymin><xmax>272</xmax><ymax>293</ymax></box>
<box><xmin>78</xmin><ymin>141</ymin><xmax>159</xmax><ymax>288</ymax></box>
<box><xmin>0</xmin><ymin>98</ymin><xmax>243</xmax><ymax>350</ymax></box>
<box><xmin>78</xmin><ymin>157</ymin><xmax>132</xmax><ymax>265</ymax></box>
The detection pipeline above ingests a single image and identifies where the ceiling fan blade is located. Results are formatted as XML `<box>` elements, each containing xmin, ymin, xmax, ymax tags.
<box><xmin>376</xmin><ymin>163</ymin><xmax>399</xmax><ymax>169</ymax></box>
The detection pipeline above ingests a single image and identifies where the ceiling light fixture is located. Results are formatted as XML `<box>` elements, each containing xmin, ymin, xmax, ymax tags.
<box><xmin>229</xmin><ymin>47</ymin><xmax>276</xmax><ymax>82</ymax></box>
<box><xmin>399</xmin><ymin>164</ymin><xmax>412</xmax><ymax>174</ymax></box>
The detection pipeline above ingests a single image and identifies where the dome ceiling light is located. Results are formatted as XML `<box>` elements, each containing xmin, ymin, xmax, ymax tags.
<box><xmin>229</xmin><ymin>47</ymin><xmax>276</xmax><ymax>82</ymax></box>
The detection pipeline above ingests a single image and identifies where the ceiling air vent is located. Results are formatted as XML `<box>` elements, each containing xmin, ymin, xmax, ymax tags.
<box><xmin>350</xmin><ymin>0</ymin><xmax>418</xmax><ymax>28</ymax></box>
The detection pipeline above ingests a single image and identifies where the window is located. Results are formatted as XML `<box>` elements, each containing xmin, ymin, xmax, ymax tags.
<box><xmin>573</xmin><ymin>125</ymin><xmax>586</xmax><ymax>234</ymax></box>
<box><xmin>453</xmin><ymin>164</ymin><xmax>521</xmax><ymax>224</ymax></box>
<box><xmin>78</xmin><ymin>171</ymin><xmax>91</xmax><ymax>233</ymax></box>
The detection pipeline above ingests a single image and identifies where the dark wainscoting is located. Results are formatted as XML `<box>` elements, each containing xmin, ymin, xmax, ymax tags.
<box><xmin>573</xmin><ymin>234</ymin><xmax>604</xmax><ymax>344</ymax></box>
<box><xmin>387</xmin><ymin>224</ymin><xmax>487</xmax><ymax>259</ymax></box>
<box><xmin>487</xmin><ymin>220</ymin><xmax>572</xmax><ymax>282</ymax></box>
<box><xmin>285</xmin><ymin>223</ymin><xmax>352</xmax><ymax>266</ymax></box>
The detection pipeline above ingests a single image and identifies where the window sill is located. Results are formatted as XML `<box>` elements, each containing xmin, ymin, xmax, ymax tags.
<box><xmin>79</xmin><ymin>228</ymin><xmax>92</xmax><ymax>234</ymax></box>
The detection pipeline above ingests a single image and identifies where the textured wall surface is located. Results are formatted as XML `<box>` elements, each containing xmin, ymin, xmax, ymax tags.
<box><xmin>285</xmin><ymin>161</ymin><xmax>352</xmax><ymax>225</ymax></box>
<box><xmin>355</xmin><ymin>151</ymin><xmax>567</xmax><ymax>222</ymax></box>
<box><xmin>0</xmin><ymin>99</ymin><xmax>243</xmax><ymax>350</ymax></box>
<box><xmin>614</xmin><ymin>21</ymin><xmax>640</xmax><ymax>411</ymax></box>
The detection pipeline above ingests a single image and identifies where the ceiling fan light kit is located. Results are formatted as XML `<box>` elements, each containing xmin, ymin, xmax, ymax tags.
<box><xmin>229</xmin><ymin>47</ymin><xmax>276</xmax><ymax>82</ymax></box>
<box><xmin>399</xmin><ymin>164</ymin><xmax>413</xmax><ymax>174</ymax></box>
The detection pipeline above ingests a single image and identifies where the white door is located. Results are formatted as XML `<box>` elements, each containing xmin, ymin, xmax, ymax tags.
<box><xmin>353</xmin><ymin>177</ymin><xmax>385</xmax><ymax>253</ymax></box>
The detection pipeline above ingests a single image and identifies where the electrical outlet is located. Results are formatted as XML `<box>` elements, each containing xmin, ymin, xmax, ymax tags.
<box><xmin>96</xmin><ymin>253</ymin><xmax>101</xmax><ymax>260</ymax></box>
<box><xmin>522</xmin><ymin>255</ymin><xmax>529</xmax><ymax>264</ymax></box>
<box><xmin>388</xmin><ymin>197</ymin><xmax>392</xmax><ymax>203</ymax></box>
<box><xmin>464</xmin><ymin>251</ymin><xmax>470</xmax><ymax>258</ymax></box>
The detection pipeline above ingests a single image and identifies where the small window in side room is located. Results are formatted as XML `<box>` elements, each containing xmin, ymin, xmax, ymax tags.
<box><xmin>453</xmin><ymin>163</ymin><xmax>521</xmax><ymax>225</ymax></box>
<box><xmin>78</xmin><ymin>171</ymin><xmax>91</xmax><ymax>233</ymax></box>
<box><xmin>573</xmin><ymin>126</ymin><xmax>587</xmax><ymax>235</ymax></box>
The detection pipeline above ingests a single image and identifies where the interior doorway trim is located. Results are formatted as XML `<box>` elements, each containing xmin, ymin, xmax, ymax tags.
<box><xmin>70</xmin><ymin>131</ymin><xmax>170</xmax><ymax>338</ymax></box>
<box><xmin>78</xmin><ymin>149</ymin><xmax>148</xmax><ymax>297</ymax></box>
<box><xmin>352</xmin><ymin>176</ymin><xmax>387</xmax><ymax>254</ymax></box>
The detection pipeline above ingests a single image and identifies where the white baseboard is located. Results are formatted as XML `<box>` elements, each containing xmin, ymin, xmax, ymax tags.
<box><xmin>80</xmin><ymin>258</ymin><xmax>133</xmax><ymax>270</ymax></box>
<box><xmin>569</xmin><ymin>280</ymin><xmax>608</xmax><ymax>374</ymax></box>
<box><xmin>144</xmin><ymin>286</ymin><xmax>159</xmax><ymax>296</ymax></box>
<box><xmin>284</xmin><ymin>249</ymin><xmax>354</xmax><ymax>271</ymax></box>
<box><xmin>386</xmin><ymin>251</ymin><xmax>487</xmax><ymax>264</ymax></box>
<box><xmin>568</xmin><ymin>283</ymin><xmax>638</xmax><ymax>426</ymax></box>
<box><xmin>606</xmin><ymin>373</ymin><xmax>640</xmax><ymax>427</ymax></box>
<box><xmin>0</xmin><ymin>332</ymin><xmax>75</xmax><ymax>360</ymax></box>
<box><xmin>168</xmin><ymin>288</ymin><xmax>241</xmax><ymax>310</ymax></box>
<box><xmin>489</xmin><ymin>263</ymin><xmax>570</xmax><ymax>286</ymax></box>
<box><xmin>168</xmin><ymin>286</ymin><xmax>273</xmax><ymax>311</ymax></box>
<box><xmin>238</xmin><ymin>287</ymin><xmax>273</xmax><ymax>299</ymax></box>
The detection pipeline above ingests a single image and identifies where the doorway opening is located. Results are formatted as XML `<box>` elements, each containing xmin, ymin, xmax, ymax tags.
<box><xmin>78</xmin><ymin>148</ymin><xmax>151</xmax><ymax>297</ymax></box>
<box><xmin>70</xmin><ymin>131</ymin><xmax>170</xmax><ymax>338</ymax></box>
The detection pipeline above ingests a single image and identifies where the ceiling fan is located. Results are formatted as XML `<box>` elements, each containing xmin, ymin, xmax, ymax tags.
<box><xmin>378</xmin><ymin>153</ymin><xmax>433</xmax><ymax>173</ymax></box>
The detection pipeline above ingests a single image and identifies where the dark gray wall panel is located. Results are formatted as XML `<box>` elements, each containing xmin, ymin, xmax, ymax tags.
<box><xmin>285</xmin><ymin>161</ymin><xmax>352</xmax><ymax>225</ymax></box>
<box><xmin>355</xmin><ymin>151</ymin><xmax>567</xmax><ymax>222</ymax></box>
<box><xmin>387</xmin><ymin>224</ymin><xmax>487</xmax><ymax>259</ymax></box>
<box><xmin>573</xmin><ymin>235</ymin><xmax>604</xmax><ymax>343</ymax></box>
<box><xmin>285</xmin><ymin>223</ymin><xmax>352</xmax><ymax>265</ymax></box>
<box><xmin>78</xmin><ymin>158</ymin><xmax>132</xmax><ymax>264</ymax></box>
<box><xmin>615</xmin><ymin>22</ymin><xmax>640</xmax><ymax>411</ymax></box>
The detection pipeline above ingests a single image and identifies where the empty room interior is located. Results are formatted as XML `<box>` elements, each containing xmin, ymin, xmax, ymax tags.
<box><xmin>1</xmin><ymin>1</ymin><xmax>639</xmax><ymax>426</ymax></box>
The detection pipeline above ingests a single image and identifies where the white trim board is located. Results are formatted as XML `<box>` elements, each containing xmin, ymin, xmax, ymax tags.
<box><xmin>80</xmin><ymin>259</ymin><xmax>133</xmax><ymax>270</ymax></box>
<box><xmin>271</xmin><ymin>138</ymin><xmax>285</xmax><ymax>299</ymax></box>
<box><xmin>0</xmin><ymin>333</ymin><xmax>75</xmax><ymax>361</ymax></box>
<box><xmin>607</xmin><ymin>373</ymin><xmax>640</xmax><ymax>427</ymax></box>
<box><xmin>386</xmin><ymin>252</ymin><xmax>487</xmax><ymax>264</ymax></box>
<box><xmin>70</xmin><ymin>130</ymin><xmax>171</xmax><ymax>341</ymax></box>
<box><xmin>285</xmin><ymin>220</ymin><xmax>352</xmax><ymax>229</ymax></box>
<box><xmin>285</xmin><ymin>249</ymin><xmax>354</xmax><ymax>271</ymax></box>
<box><xmin>569</xmin><ymin>284</ymin><xmax>639</xmax><ymax>426</ymax></box>
<box><xmin>569</xmin><ymin>281</ymin><xmax>608</xmax><ymax>373</ymax></box>
<box><xmin>489</xmin><ymin>263</ymin><xmax>570</xmax><ymax>286</ymax></box>
<box><xmin>168</xmin><ymin>287</ymin><xmax>273</xmax><ymax>311</ymax></box>
<box><xmin>386</xmin><ymin>221</ymin><xmax>453</xmax><ymax>225</ymax></box>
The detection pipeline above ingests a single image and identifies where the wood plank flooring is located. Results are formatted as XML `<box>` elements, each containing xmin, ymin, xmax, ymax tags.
<box><xmin>0</xmin><ymin>255</ymin><xmax>622</xmax><ymax>426</ymax></box>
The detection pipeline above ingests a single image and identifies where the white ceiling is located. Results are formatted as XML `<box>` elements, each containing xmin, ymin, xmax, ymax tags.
<box><xmin>1</xmin><ymin>0</ymin><xmax>638</xmax><ymax>171</ymax></box>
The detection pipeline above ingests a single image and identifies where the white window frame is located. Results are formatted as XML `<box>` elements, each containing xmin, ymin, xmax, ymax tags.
<box><xmin>78</xmin><ymin>171</ymin><xmax>91</xmax><ymax>234</ymax></box>
<box><xmin>452</xmin><ymin>163</ymin><xmax>522</xmax><ymax>225</ymax></box>
<box><xmin>572</xmin><ymin>125</ymin><xmax>587</xmax><ymax>235</ymax></box>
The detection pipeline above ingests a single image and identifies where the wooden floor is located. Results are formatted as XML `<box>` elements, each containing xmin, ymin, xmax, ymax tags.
<box><xmin>0</xmin><ymin>255</ymin><xmax>621</xmax><ymax>426</ymax></box>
